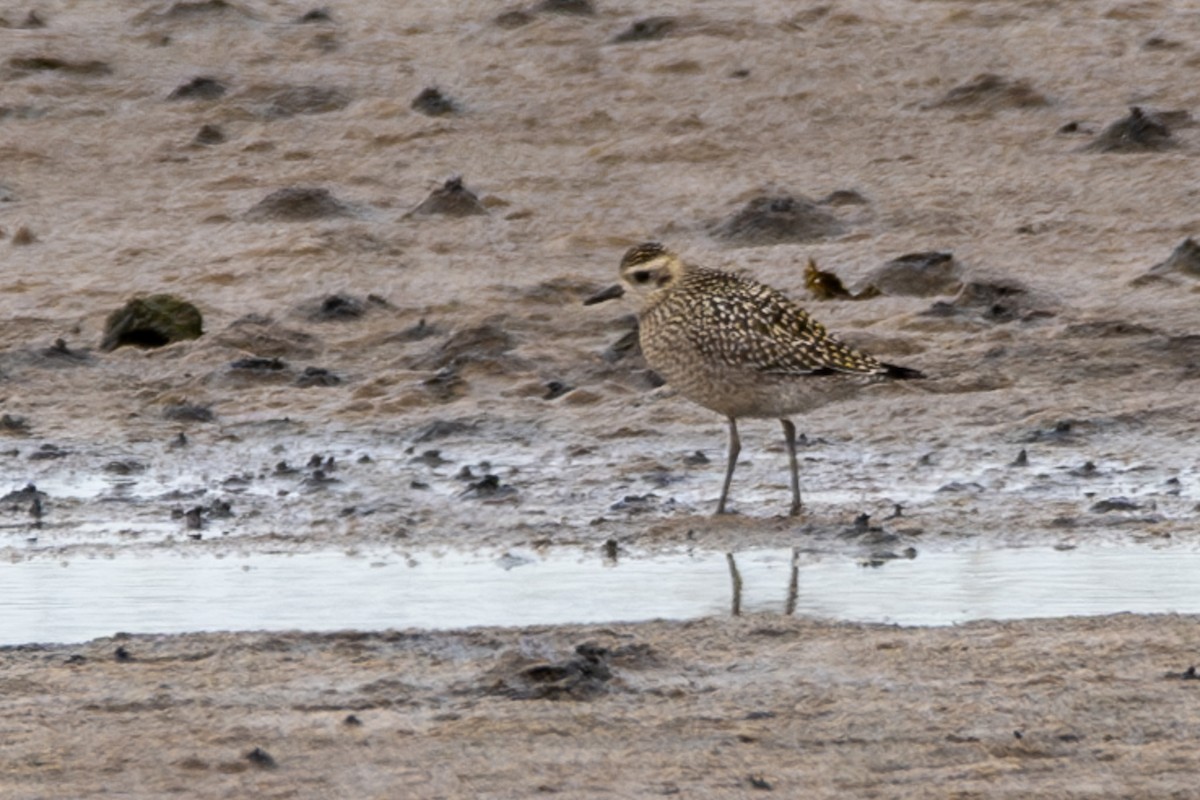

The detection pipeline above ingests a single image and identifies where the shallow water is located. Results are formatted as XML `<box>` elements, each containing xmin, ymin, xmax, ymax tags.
<box><xmin>4</xmin><ymin>545</ymin><xmax>1199</xmax><ymax>645</ymax></box>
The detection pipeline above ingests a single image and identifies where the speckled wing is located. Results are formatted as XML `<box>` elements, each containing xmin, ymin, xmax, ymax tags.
<box><xmin>681</xmin><ymin>273</ymin><xmax>887</xmax><ymax>377</ymax></box>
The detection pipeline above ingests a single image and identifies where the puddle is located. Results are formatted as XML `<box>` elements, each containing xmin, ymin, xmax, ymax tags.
<box><xmin>3</xmin><ymin>546</ymin><xmax>1200</xmax><ymax>645</ymax></box>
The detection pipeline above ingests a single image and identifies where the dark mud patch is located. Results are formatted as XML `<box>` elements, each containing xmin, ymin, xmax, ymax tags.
<box><xmin>709</xmin><ymin>193</ymin><xmax>843</xmax><ymax>246</ymax></box>
<box><xmin>406</xmin><ymin>177</ymin><xmax>488</xmax><ymax>218</ymax></box>
<box><xmin>1083</xmin><ymin>107</ymin><xmax>1175</xmax><ymax>153</ymax></box>
<box><xmin>921</xmin><ymin>73</ymin><xmax>1049</xmax><ymax>111</ymax></box>
<box><xmin>244</xmin><ymin>187</ymin><xmax>353</xmax><ymax>222</ymax></box>
<box><xmin>241</xmin><ymin>85</ymin><xmax>351</xmax><ymax>118</ymax></box>
<box><xmin>535</xmin><ymin>0</ymin><xmax>595</xmax><ymax>14</ymax></box>
<box><xmin>101</xmin><ymin>295</ymin><xmax>203</xmax><ymax>351</ymax></box>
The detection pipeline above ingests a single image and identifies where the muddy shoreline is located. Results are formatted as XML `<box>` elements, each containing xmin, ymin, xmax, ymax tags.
<box><xmin>2</xmin><ymin>0</ymin><xmax>1200</xmax><ymax>795</ymax></box>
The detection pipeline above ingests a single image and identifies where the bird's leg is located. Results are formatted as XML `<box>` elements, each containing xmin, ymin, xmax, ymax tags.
<box><xmin>716</xmin><ymin>416</ymin><xmax>740</xmax><ymax>515</ymax></box>
<box><xmin>781</xmin><ymin>418</ymin><xmax>802</xmax><ymax>516</ymax></box>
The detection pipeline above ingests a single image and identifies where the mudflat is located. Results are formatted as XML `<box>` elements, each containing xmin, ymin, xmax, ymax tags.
<box><xmin>2</xmin><ymin>0</ymin><xmax>1199</xmax><ymax>796</ymax></box>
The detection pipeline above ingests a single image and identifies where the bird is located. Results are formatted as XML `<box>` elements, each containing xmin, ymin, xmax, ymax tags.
<box><xmin>584</xmin><ymin>242</ymin><xmax>923</xmax><ymax>516</ymax></box>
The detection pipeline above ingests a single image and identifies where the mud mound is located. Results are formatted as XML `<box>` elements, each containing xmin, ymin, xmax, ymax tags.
<box><xmin>867</xmin><ymin>252</ymin><xmax>963</xmax><ymax>297</ymax></box>
<box><xmin>406</xmin><ymin>177</ymin><xmax>487</xmax><ymax>218</ymax></box>
<box><xmin>922</xmin><ymin>73</ymin><xmax>1049</xmax><ymax>111</ymax></box>
<box><xmin>253</xmin><ymin>84</ymin><xmax>351</xmax><ymax>118</ymax></box>
<box><xmin>1084</xmin><ymin>107</ymin><xmax>1174</xmax><ymax>153</ymax></box>
<box><xmin>709</xmin><ymin>193</ymin><xmax>843</xmax><ymax>246</ymax></box>
<box><xmin>1132</xmin><ymin>237</ymin><xmax>1200</xmax><ymax>285</ymax></box>
<box><xmin>244</xmin><ymin>187</ymin><xmax>353</xmax><ymax>222</ymax></box>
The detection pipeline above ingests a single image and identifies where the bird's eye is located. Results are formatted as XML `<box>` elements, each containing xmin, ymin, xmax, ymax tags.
<box><xmin>632</xmin><ymin>270</ymin><xmax>651</xmax><ymax>283</ymax></box>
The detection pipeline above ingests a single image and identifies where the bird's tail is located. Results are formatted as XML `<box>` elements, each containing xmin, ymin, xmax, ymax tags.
<box><xmin>883</xmin><ymin>363</ymin><xmax>925</xmax><ymax>380</ymax></box>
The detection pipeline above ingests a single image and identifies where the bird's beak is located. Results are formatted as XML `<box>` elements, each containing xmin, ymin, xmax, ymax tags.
<box><xmin>582</xmin><ymin>284</ymin><xmax>625</xmax><ymax>305</ymax></box>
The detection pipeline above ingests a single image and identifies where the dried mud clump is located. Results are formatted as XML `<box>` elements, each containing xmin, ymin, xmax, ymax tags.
<box><xmin>167</xmin><ymin>76</ymin><xmax>226</xmax><ymax>100</ymax></box>
<box><xmin>411</xmin><ymin>87</ymin><xmax>456</xmax><ymax>116</ymax></box>
<box><xmin>923</xmin><ymin>278</ymin><xmax>1048</xmax><ymax>324</ymax></box>
<box><xmin>101</xmin><ymin>294</ymin><xmax>203</xmax><ymax>351</ymax></box>
<box><xmin>162</xmin><ymin>402</ymin><xmax>215</xmax><ymax>423</ymax></box>
<box><xmin>867</xmin><ymin>252</ymin><xmax>963</xmax><ymax>297</ymax></box>
<box><xmin>922</xmin><ymin>73</ymin><xmax>1049</xmax><ymax>111</ymax></box>
<box><xmin>1083</xmin><ymin>107</ymin><xmax>1174</xmax><ymax>153</ymax></box>
<box><xmin>300</xmin><ymin>293</ymin><xmax>389</xmax><ymax>322</ymax></box>
<box><xmin>485</xmin><ymin>643</ymin><xmax>613</xmax><ymax>700</ymax></box>
<box><xmin>296</xmin><ymin>8</ymin><xmax>331</xmax><ymax>23</ymax></box>
<box><xmin>412</xmin><ymin>323</ymin><xmax>516</xmax><ymax>370</ymax></box>
<box><xmin>612</xmin><ymin>16</ymin><xmax>677</xmax><ymax>43</ymax></box>
<box><xmin>710</xmin><ymin>194</ymin><xmax>843</xmax><ymax>246</ymax></box>
<box><xmin>244</xmin><ymin>187</ymin><xmax>352</xmax><ymax>222</ymax></box>
<box><xmin>406</xmin><ymin>177</ymin><xmax>488</xmax><ymax>218</ymax></box>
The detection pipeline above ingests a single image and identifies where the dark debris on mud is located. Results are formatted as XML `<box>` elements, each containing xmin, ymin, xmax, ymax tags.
<box><xmin>922</xmin><ymin>73</ymin><xmax>1050</xmax><ymax>111</ymax></box>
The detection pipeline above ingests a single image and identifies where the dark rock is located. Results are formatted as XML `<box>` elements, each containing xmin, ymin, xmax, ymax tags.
<box><xmin>101</xmin><ymin>294</ymin><xmax>203</xmax><ymax>351</ymax></box>
<box><xmin>245</xmin><ymin>747</ymin><xmax>277</xmax><ymax>769</ymax></box>
<box><xmin>922</xmin><ymin>73</ymin><xmax>1049</xmax><ymax>110</ymax></box>
<box><xmin>168</xmin><ymin>76</ymin><xmax>226</xmax><ymax>100</ymax></box>
<box><xmin>868</xmin><ymin>252</ymin><xmax>962</xmax><ymax>297</ymax></box>
<box><xmin>1084</xmin><ymin>107</ymin><xmax>1174</xmax><ymax>153</ymax></box>
<box><xmin>923</xmin><ymin>278</ymin><xmax>1040</xmax><ymax>324</ymax></box>
<box><xmin>411</xmin><ymin>87</ymin><xmax>456</xmax><ymax>116</ymax></box>
<box><xmin>104</xmin><ymin>459</ymin><xmax>147</xmax><ymax>475</ymax></box>
<box><xmin>406</xmin><ymin>177</ymin><xmax>488</xmax><ymax>217</ymax></box>
<box><xmin>612</xmin><ymin>16</ymin><xmax>676</xmax><ymax>42</ymax></box>
<box><xmin>244</xmin><ymin>187</ymin><xmax>352</xmax><ymax>222</ymax></box>
<box><xmin>710</xmin><ymin>193</ymin><xmax>842</xmax><ymax>246</ymax></box>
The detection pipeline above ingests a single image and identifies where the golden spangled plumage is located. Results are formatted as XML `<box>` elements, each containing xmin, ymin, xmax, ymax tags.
<box><xmin>587</xmin><ymin>242</ymin><xmax>923</xmax><ymax>516</ymax></box>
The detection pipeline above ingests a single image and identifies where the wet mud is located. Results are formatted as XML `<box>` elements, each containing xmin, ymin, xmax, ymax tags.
<box><xmin>1</xmin><ymin>0</ymin><xmax>1199</xmax><ymax>795</ymax></box>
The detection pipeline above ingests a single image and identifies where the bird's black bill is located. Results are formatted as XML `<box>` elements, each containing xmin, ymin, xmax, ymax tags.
<box><xmin>583</xmin><ymin>284</ymin><xmax>625</xmax><ymax>305</ymax></box>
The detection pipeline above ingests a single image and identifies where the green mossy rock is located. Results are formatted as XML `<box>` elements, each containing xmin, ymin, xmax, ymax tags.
<box><xmin>101</xmin><ymin>294</ymin><xmax>203</xmax><ymax>351</ymax></box>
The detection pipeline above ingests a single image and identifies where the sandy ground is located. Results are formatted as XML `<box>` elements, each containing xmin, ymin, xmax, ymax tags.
<box><xmin>2</xmin><ymin>0</ymin><xmax>1200</xmax><ymax>796</ymax></box>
